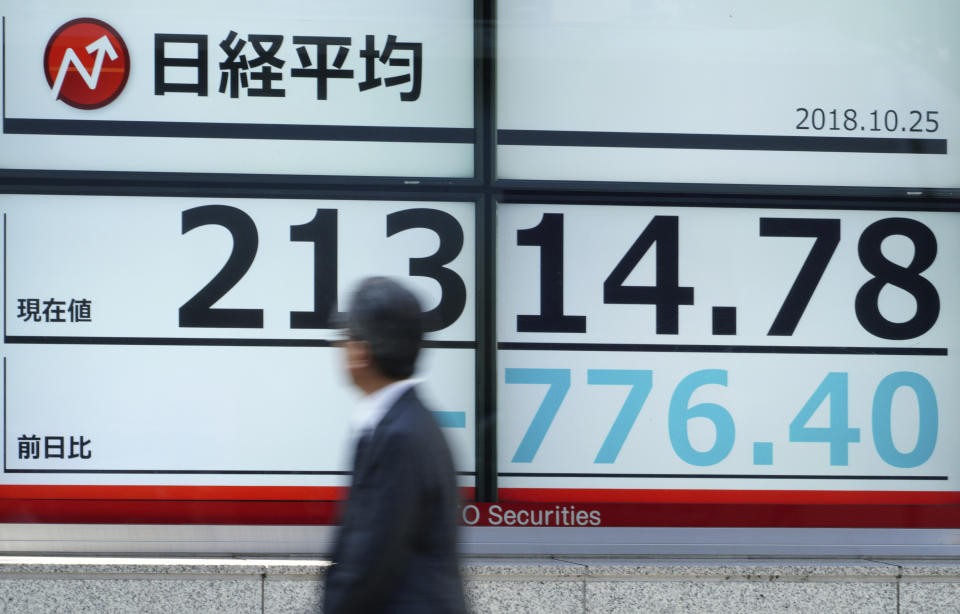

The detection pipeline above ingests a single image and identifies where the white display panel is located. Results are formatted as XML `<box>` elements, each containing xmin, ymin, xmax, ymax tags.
<box><xmin>497</xmin><ymin>202</ymin><xmax>958</xmax><ymax>495</ymax></box>
<box><xmin>498</xmin><ymin>0</ymin><xmax>960</xmax><ymax>190</ymax></box>
<box><xmin>0</xmin><ymin>0</ymin><xmax>475</xmax><ymax>178</ymax></box>
<box><xmin>1</xmin><ymin>195</ymin><xmax>476</xmax><ymax>486</ymax></box>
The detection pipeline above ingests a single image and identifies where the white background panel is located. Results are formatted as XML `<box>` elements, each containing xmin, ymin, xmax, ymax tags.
<box><xmin>0</xmin><ymin>0</ymin><xmax>475</xmax><ymax>177</ymax></box>
<box><xmin>498</xmin><ymin>0</ymin><xmax>960</xmax><ymax>188</ymax></box>
<box><xmin>497</xmin><ymin>202</ymin><xmax>958</xmax><ymax>492</ymax></box>
<box><xmin>5</xmin><ymin>195</ymin><xmax>475</xmax><ymax>341</ymax></box>
<box><xmin>497</xmin><ymin>349</ymin><xmax>956</xmax><ymax>491</ymax></box>
<box><xmin>1</xmin><ymin>194</ymin><xmax>476</xmax><ymax>486</ymax></box>
<box><xmin>3</xmin><ymin>346</ymin><xmax>475</xmax><ymax>484</ymax></box>
<box><xmin>497</xmin><ymin>204</ymin><xmax>958</xmax><ymax>348</ymax></box>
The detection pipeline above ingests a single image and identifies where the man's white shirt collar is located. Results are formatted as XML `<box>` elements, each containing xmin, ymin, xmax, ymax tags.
<box><xmin>351</xmin><ymin>378</ymin><xmax>421</xmax><ymax>438</ymax></box>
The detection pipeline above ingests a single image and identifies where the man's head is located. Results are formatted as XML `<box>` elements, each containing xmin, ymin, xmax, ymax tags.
<box><xmin>339</xmin><ymin>277</ymin><xmax>423</xmax><ymax>391</ymax></box>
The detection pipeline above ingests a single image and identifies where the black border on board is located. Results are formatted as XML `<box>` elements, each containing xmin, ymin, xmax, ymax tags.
<box><xmin>1</xmin><ymin>0</ymin><xmax>960</xmax><ymax>504</ymax></box>
<box><xmin>475</xmin><ymin>0</ymin><xmax>497</xmax><ymax>503</ymax></box>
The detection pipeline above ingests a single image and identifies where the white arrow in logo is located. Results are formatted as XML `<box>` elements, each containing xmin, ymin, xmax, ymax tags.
<box><xmin>51</xmin><ymin>35</ymin><xmax>118</xmax><ymax>100</ymax></box>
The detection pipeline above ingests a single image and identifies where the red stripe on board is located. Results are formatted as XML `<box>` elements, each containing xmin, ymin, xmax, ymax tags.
<box><xmin>0</xmin><ymin>485</ymin><xmax>347</xmax><ymax>501</ymax></box>
<box><xmin>0</xmin><ymin>486</ymin><xmax>478</xmax><ymax>524</ymax></box>
<box><xmin>0</xmin><ymin>498</ymin><xmax>343</xmax><ymax>525</ymax></box>
<box><xmin>7</xmin><ymin>486</ymin><xmax>952</xmax><ymax>506</ymax></box>
<box><xmin>0</xmin><ymin>485</ymin><xmax>954</xmax><ymax>526</ymax></box>
<box><xmin>0</xmin><ymin>485</ymin><xmax>476</xmax><ymax>502</ymax></box>
<box><xmin>1</xmin><ymin>499</ymin><xmax>957</xmax><ymax>527</ymax></box>
<box><xmin>498</xmin><ymin>488</ymin><xmax>960</xmax><ymax>505</ymax></box>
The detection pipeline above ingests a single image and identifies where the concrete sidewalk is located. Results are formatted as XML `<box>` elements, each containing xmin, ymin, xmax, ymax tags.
<box><xmin>0</xmin><ymin>556</ymin><xmax>958</xmax><ymax>613</ymax></box>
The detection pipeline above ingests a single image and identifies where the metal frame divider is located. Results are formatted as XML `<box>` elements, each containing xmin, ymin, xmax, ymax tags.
<box><xmin>2</xmin><ymin>0</ymin><xmax>960</xmax><ymax>554</ymax></box>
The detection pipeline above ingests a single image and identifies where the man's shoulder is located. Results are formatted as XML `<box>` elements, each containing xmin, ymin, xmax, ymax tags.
<box><xmin>385</xmin><ymin>387</ymin><xmax>430</xmax><ymax>421</ymax></box>
<box><xmin>377</xmin><ymin>388</ymin><xmax>445</xmax><ymax>445</ymax></box>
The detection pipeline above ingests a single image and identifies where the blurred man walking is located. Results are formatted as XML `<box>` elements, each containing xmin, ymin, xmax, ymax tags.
<box><xmin>324</xmin><ymin>277</ymin><xmax>466</xmax><ymax>614</ymax></box>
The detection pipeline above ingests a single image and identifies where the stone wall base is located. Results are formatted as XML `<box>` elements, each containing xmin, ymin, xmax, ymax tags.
<box><xmin>0</xmin><ymin>556</ymin><xmax>958</xmax><ymax>613</ymax></box>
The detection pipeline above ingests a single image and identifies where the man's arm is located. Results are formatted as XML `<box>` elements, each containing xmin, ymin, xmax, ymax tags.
<box><xmin>324</xmin><ymin>430</ymin><xmax>421</xmax><ymax>614</ymax></box>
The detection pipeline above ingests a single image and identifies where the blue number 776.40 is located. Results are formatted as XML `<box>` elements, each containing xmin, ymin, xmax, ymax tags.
<box><xmin>505</xmin><ymin>368</ymin><xmax>937</xmax><ymax>469</ymax></box>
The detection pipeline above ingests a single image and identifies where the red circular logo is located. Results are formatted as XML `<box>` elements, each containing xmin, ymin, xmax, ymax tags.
<box><xmin>44</xmin><ymin>18</ymin><xmax>130</xmax><ymax>110</ymax></box>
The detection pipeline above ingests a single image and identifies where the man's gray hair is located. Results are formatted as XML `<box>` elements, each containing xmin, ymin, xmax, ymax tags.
<box><xmin>341</xmin><ymin>277</ymin><xmax>423</xmax><ymax>380</ymax></box>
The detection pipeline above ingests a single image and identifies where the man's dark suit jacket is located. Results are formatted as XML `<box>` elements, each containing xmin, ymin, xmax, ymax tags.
<box><xmin>324</xmin><ymin>387</ymin><xmax>466</xmax><ymax>614</ymax></box>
